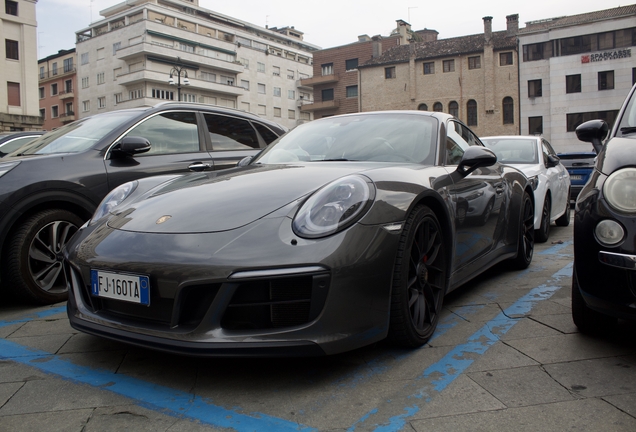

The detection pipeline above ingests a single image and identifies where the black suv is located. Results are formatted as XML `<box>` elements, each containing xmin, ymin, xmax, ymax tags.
<box><xmin>0</xmin><ymin>102</ymin><xmax>286</xmax><ymax>304</ymax></box>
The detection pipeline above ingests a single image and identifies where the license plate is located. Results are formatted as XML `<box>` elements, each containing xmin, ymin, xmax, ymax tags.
<box><xmin>570</xmin><ymin>175</ymin><xmax>583</xmax><ymax>180</ymax></box>
<box><xmin>91</xmin><ymin>270</ymin><xmax>150</xmax><ymax>305</ymax></box>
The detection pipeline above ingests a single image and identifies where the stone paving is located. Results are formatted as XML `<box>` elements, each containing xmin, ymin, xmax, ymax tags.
<box><xmin>1</xmin><ymin>221</ymin><xmax>635</xmax><ymax>431</ymax></box>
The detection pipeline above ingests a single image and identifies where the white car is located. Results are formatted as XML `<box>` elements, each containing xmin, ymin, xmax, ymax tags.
<box><xmin>482</xmin><ymin>135</ymin><xmax>570</xmax><ymax>242</ymax></box>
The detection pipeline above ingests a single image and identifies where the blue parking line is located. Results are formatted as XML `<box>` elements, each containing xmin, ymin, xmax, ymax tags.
<box><xmin>0</xmin><ymin>306</ymin><xmax>66</xmax><ymax>329</ymax></box>
<box><xmin>538</xmin><ymin>239</ymin><xmax>573</xmax><ymax>255</ymax></box>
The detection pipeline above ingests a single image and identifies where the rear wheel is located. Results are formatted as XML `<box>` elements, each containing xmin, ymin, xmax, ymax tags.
<box><xmin>389</xmin><ymin>205</ymin><xmax>448</xmax><ymax>347</ymax></box>
<box><xmin>3</xmin><ymin>209</ymin><xmax>83</xmax><ymax>304</ymax></box>
<box><xmin>535</xmin><ymin>196</ymin><xmax>551</xmax><ymax>243</ymax></box>
<box><xmin>555</xmin><ymin>192</ymin><xmax>571</xmax><ymax>227</ymax></box>
<box><xmin>571</xmin><ymin>269</ymin><xmax>617</xmax><ymax>334</ymax></box>
<box><xmin>509</xmin><ymin>192</ymin><xmax>534</xmax><ymax>269</ymax></box>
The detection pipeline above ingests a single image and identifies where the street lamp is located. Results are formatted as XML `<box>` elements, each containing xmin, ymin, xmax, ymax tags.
<box><xmin>168</xmin><ymin>57</ymin><xmax>190</xmax><ymax>101</ymax></box>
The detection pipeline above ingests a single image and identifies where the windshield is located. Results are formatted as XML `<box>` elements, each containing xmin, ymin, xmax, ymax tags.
<box><xmin>254</xmin><ymin>113</ymin><xmax>438</xmax><ymax>165</ymax></box>
<box><xmin>12</xmin><ymin>111</ymin><xmax>139</xmax><ymax>155</ymax></box>
<box><xmin>482</xmin><ymin>138</ymin><xmax>538</xmax><ymax>164</ymax></box>
<box><xmin>617</xmin><ymin>87</ymin><xmax>636</xmax><ymax>136</ymax></box>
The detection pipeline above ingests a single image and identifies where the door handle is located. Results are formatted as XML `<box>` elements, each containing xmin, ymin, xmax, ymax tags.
<box><xmin>188</xmin><ymin>162</ymin><xmax>212</xmax><ymax>172</ymax></box>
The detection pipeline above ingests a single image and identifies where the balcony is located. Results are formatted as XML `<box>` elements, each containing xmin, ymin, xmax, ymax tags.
<box><xmin>300</xmin><ymin>74</ymin><xmax>339</xmax><ymax>86</ymax></box>
<box><xmin>60</xmin><ymin>111</ymin><xmax>75</xmax><ymax>123</ymax></box>
<box><xmin>299</xmin><ymin>99</ymin><xmax>340</xmax><ymax>112</ymax></box>
<box><xmin>59</xmin><ymin>90</ymin><xmax>74</xmax><ymax>100</ymax></box>
<box><xmin>117</xmin><ymin>69</ymin><xmax>245</xmax><ymax>97</ymax></box>
<box><xmin>38</xmin><ymin>68</ymin><xmax>76</xmax><ymax>83</ymax></box>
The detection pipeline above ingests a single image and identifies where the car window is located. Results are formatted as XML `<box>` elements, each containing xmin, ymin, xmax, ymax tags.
<box><xmin>482</xmin><ymin>138</ymin><xmax>538</xmax><ymax>164</ymax></box>
<box><xmin>204</xmin><ymin>114</ymin><xmax>260</xmax><ymax>150</ymax></box>
<box><xmin>0</xmin><ymin>136</ymin><xmax>41</xmax><ymax>155</ymax></box>
<box><xmin>252</xmin><ymin>122</ymin><xmax>280</xmax><ymax>145</ymax></box>
<box><xmin>617</xmin><ymin>88</ymin><xmax>636</xmax><ymax>135</ymax></box>
<box><xmin>446</xmin><ymin>121</ymin><xmax>479</xmax><ymax>165</ymax></box>
<box><xmin>541</xmin><ymin>142</ymin><xmax>551</xmax><ymax>167</ymax></box>
<box><xmin>124</xmin><ymin>112</ymin><xmax>200</xmax><ymax>155</ymax></box>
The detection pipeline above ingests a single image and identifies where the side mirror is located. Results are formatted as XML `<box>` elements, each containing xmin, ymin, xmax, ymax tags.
<box><xmin>546</xmin><ymin>154</ymin><xmax>560</xmax><ymax>168</ymax></box>
<box><xmin>113</xmin><ymin>136</ymin><xmax>151</xmax><ymax>156</ymax></box>
<box><xmin>575</xmin><ymin>119</ymin><xmax>608</xmax><ymax>154</ymax></box>
<box><xmin>237</xmin><ymin>155</ymin><xmax>253</xmax><ymax>167</ymax></box>
<box><xmin>457</xmin><ymin>146</ymin><xmax>497</xmax><ymax>177</ymax></box>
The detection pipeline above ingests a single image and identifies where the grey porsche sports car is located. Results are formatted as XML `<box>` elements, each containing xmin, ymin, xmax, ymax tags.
<box><xmin>65</xmin><ymin>111</ymin><xmax>535</xmax><ymax>356</ymax></box>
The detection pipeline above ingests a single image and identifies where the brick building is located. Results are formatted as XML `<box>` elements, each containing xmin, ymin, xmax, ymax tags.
<box><xmin>358</xmin><ymin>16</ymin><xmax>520</xmax><ymax>138</ymax></box>
<box><xmin>38</xmin><ymin>49</ymin><xmax>77</xmax><ymax>130</ymax></box>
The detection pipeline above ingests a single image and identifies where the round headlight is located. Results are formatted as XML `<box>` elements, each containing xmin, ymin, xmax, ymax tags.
<box><xmin>90</xmin><ymin>181</ymin><xmax>138</xmax><ymax>225</ymax></box>
<box><xmin>603</xmin><ymin>168</ymin><xmax>636</xmax><ymax>213</ymax></box>
<box><xmin>595</xmin><ymin>219</ymin><xmax>625</xmax><ymax>246</ymax></box>
<box><xmin>293</xmin><ymin>175</ymin><xmax>375</xmax><ymax>238</ymax></box>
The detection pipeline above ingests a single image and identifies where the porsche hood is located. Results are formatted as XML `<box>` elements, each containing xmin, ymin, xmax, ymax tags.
<box><xmin>106</xmin><ymin>163</ymin><xmax>379</xmax><ymax>234</ymax></box>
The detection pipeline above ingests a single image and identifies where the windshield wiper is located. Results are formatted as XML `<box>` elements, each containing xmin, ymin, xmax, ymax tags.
<box><xmin>321</xmin><ymin>158</ymin><xmax>355</xmax><ymax>161</ymax></box>
<box><xmin>620</xmin><ymin>126</ymin><xmax>636</xmax><ymax>135</ymax></box>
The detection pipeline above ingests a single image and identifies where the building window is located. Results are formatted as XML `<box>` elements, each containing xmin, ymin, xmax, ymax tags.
<box><xmin>38</xmin><ymin>87</ymin><xmax>44</xmax><ymax>99</ymax></box>
<box><xmin>345</xmin><ymin>58</ymin><xmax>358</xmax><ymax>71</ymax></box>
<box><xmin>201</xmin><ymin>72</ymin><xmax>216</xmax><ymax>82</ymax></box>
<box><xmin>321</xmin><ymin>63</ymin><xmax>333</xmax><ymax>76</ymax></box>
<box><xmin>257</xmin><ymin>83</ymin><xmax>266</xmax><ymax>94</ymax></box>
<box><xmin>51</xmin><ymin>105</ymin><xmax>59</xmax><ymax>118</ymax></box>
<box><xmin>257</xmin><ymin>62</ymin><xmax>265</xmax><ymax>73</ymax></box>
<box><xmin>560</xmin><ymin>35</ymin><xmax>591</xmax><ymax>56</ymax></box>
<box><xmin>63</xmin><ymin>57</ymin><xmax>73</xmax><ymax>73</ymax></box>
<box><xmin>112</xmin><ymin>42</ymin><xmax>121</xmax><ymax>55</ymax></box>
<box><xmin>81</xmin><ymin>53</ymin><xmax>89</xmax><ymax>65</ymax></box>
<box><xmin>129</xmin><ymin>89</ymin><xmax>143</xmax><ymax>99</ymax></box>
<box><xmin>528</xmin><ymin>79</ymin><xmax>542</xmax><ymax>97</ymax></box>
<box><xmin>64</xmin><ymin>79</ymin><xmax>72</xmax><ymax>93</ymax></box>
<box><xmin>7</xmin><ymin>82</ymin><xmax>20</xmax><ymax>106</ymax></box>
<box><xmin>423</xmin><ymin>62</ymin><xmax>435</xmax><ymax>75</ymax></box>
<box><xmin>417</xmin><ymin>103</ymin><xmax>428</xmax><ymax>111</ymax></box>
<box><xmin>385</xmin><ymin>67</ymin><xmax>396</xmax><ymax>79</ymax></box>
<box><xmin>598</xmin><ymin>32</ymin><xmax>615</xmax><ymax>50</ymax></box>
<box><xmin>97</xmin><ymin>72</ymin><xmax>105</xmax><ymax>85</ymax></box>
<box><xmin>433</xmin><ymin>102</ymin><xmax>443</xmax><ymax>112</ymax></box>
<box><xmin>500</xmin><ymin>52</ymin><xmax>513</xmax><ymax>66</ymax></box>
<box><xmin>50</xmin><ymin>83</ymin><xmax>58</xmax><ymax>96</ymax></box>
<box><xmin>273</xmin><ymin>87</ymin><xmax>281</xmax><ymax>97</ymax></box>
<box><xmin>322</xmin><ymin>88</ymin><xmax>334</xmax><ymax>101</ymax></box>
<box><xmin>566</xmin><ymin>74</ymin><xmax>581</xmax><ymax>93</ymax></box>
<box><xmin>449</xmin><ymin>101</ymin><xmax>458</xmax><ymax>117</ymax></box>
<box><xmin>287</xmin><ymin>70</ymin><xmax>294</xmax><ymax>79</ymax></box>
<box><xmin>115</xmin><ymin>93</ymin><xmax>123</xmax><ymax>104</ymax></box>
<box><xmin>65</xmin><ymin>102</ymin><xmax>73</xmax><ymax>116</ymax></box>
<box><xmin>598</xmin><ymin>71</ymin><xmax>615</xmax><ymax>91</ymax></box>
<box><xmin>82</xmin><ymin>100</ymin><xmax>90</xmax><ymax>112</ymax></box>
<box><xmin>40</xmin><ymin>108</ymin><xmax>45</xmax><ymax>119</ymax></box>
<box><xmin>529</xmin><ymin>116</ymin><xmax>543</xmax><ymax>134</ymax></box>
<box><xmin>5</xmin><ymin>39</ymin><xmax>18</xmax><ymax>60</ymax></box>
<box><xmin>467</xmin><ymin>100</ymin><xmax>477</xmax><ymax>126</ymax></box>
<box><xmin>468</xmin><ymin>56</ymin><xmax>481</xmax><ymax>70</ymax></box>
<box><xmin>52</xmin><ymin>62</ymin><xmax>57</xmax><ymax>75</ymax></box>
<box><xmin>241</xmin><ymin>80</ymin><xmax>249</xmax><ymax>90</ymax></box>
<box><xmin>257</xmin><ymin>105</ymin><xmax>266</xmax><ymax>115</ymax></box>
<box><xmin>288</xmin><ymin>90</ymin><xmax>295</xmax><ymax>99</ymax></box>
<box><xmin>98</xmin><ymin>97</ymin><xmax>106</xmax><ymax>109</ymax></box>
<box><xmin>96</xmin><ymin>48</ymin><xmax>105</xmax><ymax>60</ymax></box>
<box><xmin>503</xmin><ymin>97</ymin><xmax>514</xmax><ymax>124</ymax></box>
<box><xmin>39</xmin><ymin>66</ymin><xmax>44</xmax><ymax>79</ymax></box>
<box><xmin>346</xmin><ymin>85</ymin><xmax>358</xmax><ymax>98</ymax></box>
<box><xmin>567</xmin><ymin>110</ymin><xmax>619</xmax><ymax>132</ymax></box>
<box><xmin>274</xmin><ymin>107</ymin><xmax>281</xmax><ymax>118</ymax></box>
<box><xmin>242</xmin><ymin>58</ymin><xmax>249</xmax><ymax>69</ymax></box>
<box><xmin>443</xmin><ymin>60</ymin><xmax>455</xmax><ymax>73</ymax></box>
<box><xmin>81</xmin><ymin>77</ymin><xmax>89</xmax><ymax>88</ymax></box>
<box><xmin>272</xmin><ymin>66</ymin><xmax>280</xmax><ymax>76</ymax></box>
<box><xmin>151</xmin><ymin>89</ymin><xmax>174</xmax><ymax>100</ymax></box>
<box><xmin>6</xmin><ymin>1</ymin><xmax>18</xmax><ymax>15</ymax></box>
<box><xmin>220</xmin><ymin>75</ymin><xmax>234</xmax><ymax>85</ymax></box>
<box><xmin>288</xmin><ymin>109</ymin><xmax>296</xmax><ymax>119</ymax></box>
<box><xmin>523</xmin><ymin>42</ymin><xmax>553</xmax><ymax>61</ymax></box>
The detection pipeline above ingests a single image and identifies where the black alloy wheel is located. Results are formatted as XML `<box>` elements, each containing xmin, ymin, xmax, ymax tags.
<box><xmin>536</xmin><ymin>196</ymin><xmax>551</xmax><ymax>243</ymax></box>
<box><xmin>509</xmin><ymin>192</ymin><xmax>534</xmax><ymax>269</ymax></box>
<box><xmin>571</xmin><ymin>268</ymin><xmax>617</xmax><ymax>333</ymax></box>
<box><xmin>555</xmin><ymin>192</ymin><xmax>571</xmax><ymax>227</ymax></box>
<box><xmin>3</xmin><ymin>209</ymin><xmax>83</xmax><ymax>304</ymax></box>
<box><xmin>389</xmin><ymin>205</ymin><xmax>448</xmax><ymax>347</ymax></box>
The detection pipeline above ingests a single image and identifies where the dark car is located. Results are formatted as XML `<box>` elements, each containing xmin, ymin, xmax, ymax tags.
<box><xmin>556</xmin><ymin>151</ymin><xmax>596</xmax><ymax>202</ymax></box>
<box><xmin>0</xmin><ymin>102</ymin><xmax>286</xmax><ymax>304</ymax></box>
<box><xmin>0</xmin><ymin>131</ymin><xmax>45</xmax><ymax>158</ymax></box>
<box><xmin>65</xmin><ymin>111</ymin><xmax>535</xmax><ymax>357</ymax></box>
<box><xmin>572</xmin><ymin>83</ymin><xmax>636</xmax><ymax>332</ymax></box>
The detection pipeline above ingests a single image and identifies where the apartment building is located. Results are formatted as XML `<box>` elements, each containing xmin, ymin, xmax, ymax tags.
<box><xmin>38</xmin><ymin>49</ymin><xmax>76</xmax><ymax>130</ymax></box>
<box><xmin>74</xmin><ymin>0</ymin><xmax>318</xmax><ymax>129</ymax></box>
<box><xmin>358</xmin><ymin>16</ymin><xmax>520</xmax><ymax>138</ymax></box>
<box><xmin>518</xmin><ymin>4</ymin><xmax>636</xmax><ymax>152</ymax></box>
<box><xmin>1</xmin><ymin>0</ymin><xmax>42</xmax><ymax>131</ymax></box>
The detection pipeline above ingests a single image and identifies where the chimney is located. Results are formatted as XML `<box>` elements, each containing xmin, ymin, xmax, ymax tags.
<box><xmin>396</xmin><ymin>19</ymin><xmax>412</xmax><ymax>44</ymax></box>
<box><xmin>372</xmin><ymin>35</ymin><xmax>382</xmax><ymax>58</ymax></box>
<box><xmin>483</xmin><ymin>16</ymin><xmax>493</xmax><ymax>43</ymax></box>
<box><xmin>506</xmin><ymin>14</ymin><xmax>519</xmax><ymax>36</ymax></box>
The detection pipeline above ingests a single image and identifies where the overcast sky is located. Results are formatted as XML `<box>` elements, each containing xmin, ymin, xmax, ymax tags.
<box><xmin>37</xmin><ymin>0</ymin><xmax>630</xmax><ymax>58</ymax></box>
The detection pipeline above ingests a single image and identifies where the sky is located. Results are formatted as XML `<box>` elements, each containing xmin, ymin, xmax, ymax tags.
<box><xmin>36</xmin><ymin>0</ymin><xmax>631</xmax><ymax>58</ymax></box>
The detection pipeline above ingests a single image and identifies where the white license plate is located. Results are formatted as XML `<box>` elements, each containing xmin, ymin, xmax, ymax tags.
<box><xmin>570</xmin><ymin>175</ymin><xmax>583</xmax><ymax>180</ymax></box>
<box><xmin>91</xmin><ymin>270</ymin><xmax>150</xmax><ymax>305</ymax></box>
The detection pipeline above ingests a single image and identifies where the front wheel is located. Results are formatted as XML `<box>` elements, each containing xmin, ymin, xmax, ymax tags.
<box><xmin>571</xmin><ymin>269</ymin><xmax>617</xmax><ymax>334</ymax></box>
<box><xmin>508</xmin><ymin>192</ymin><xmax>534</xmax><ymax>269</ymax></box>
<box><xmin>388</xmin><ymin>205</ymin><xmax>448</xmax><ymax>347</ymax></box>
<box><xmin>555</xmin><ymin>192</ymin><xmax>571</xmax><ymax>227</ymax></box>
<box><xmin>535</xmin><ymin>196</ymin><xmax>551</xmax><ymax>243</ymax></box>
<box><xmin>3</xmin><ymin>209</ymin><xmax>84</xmax><ymax>304</ymax></box>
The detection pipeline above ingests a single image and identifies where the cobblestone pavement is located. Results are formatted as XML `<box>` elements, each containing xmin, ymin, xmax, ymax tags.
<box><xmin>1</xmin><ymin>221</ymin><xmax>635</xmax><ymax>431</ymax></box>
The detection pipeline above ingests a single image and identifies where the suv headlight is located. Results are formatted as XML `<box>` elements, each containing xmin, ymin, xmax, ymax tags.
<box><xmin>90</xmin><ymin>181</ymin><xmax>138</xmax><ymax>225</ymax></box>
<box><xmin>0</xmin><ymin>161</ymin><xmax>20</xmax><ymax>178</ymax></box>
<box><xmin>293</xmin><ymin>175</ymin><xmax>375</xmax><ymax>238</ymax></box>
<box><xmin>603</xmin><ymin>168</ymin><xmax>636</xmax><ymax>213</ymax></box>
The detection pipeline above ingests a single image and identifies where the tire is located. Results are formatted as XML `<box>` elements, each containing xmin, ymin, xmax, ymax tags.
<box><xmin>3</xmin><ymin>209</ymin><xmax>83</xmax><ymax>304</ymax></box>
<box><xmin>535</xmin><ymin>196</ymin><xmax>551</xmax><ymax>243</ymax></box>
<box><xmin>389</xmin><ymin>205</ymin><xmax>448</xmax><ymax>347</ymax></box>
<box><xmin>555</xmin><ymin>191</ymin><xmax>571</xmax><ymax>227</ymax></box>
<box><xmin>571</xmin><ymin>268</ymin><xmax>617</xmax><ymax>334</ymax></box>
<box><xmin>509</xmin><ymin>192</ymin><xmax>534</xmax><ymax>270</ymax></box>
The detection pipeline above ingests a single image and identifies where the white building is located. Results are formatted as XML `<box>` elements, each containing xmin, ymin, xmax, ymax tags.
<box><xmin>1</xmin><ymin>0</ymin><xmax>42</xmax><ymax>131</ymax></box>
<box><xmin>518</xmin><ymin>4</ymin><xmax>636</xmax><ymax>153</ymax></box>
<box><xmin>75</xmin><ymin>0</ymin><xmax>318</xmax><ymax>129</ymax></box>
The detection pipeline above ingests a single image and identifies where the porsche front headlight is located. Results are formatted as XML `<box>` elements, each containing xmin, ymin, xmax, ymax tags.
<box><xmin>293</xmin><ymin>175</ymin><xmax>375</xmax><ymax>238</ymax></box>
<box><xmin>90</xmin><ymin>181</ymin><xmax>138</xmax><ymax>225</ymax></box>
<box><xmin>603</xmin><ymin>168</ymin><xmax>636</xmax><ymax>213</ymax></box>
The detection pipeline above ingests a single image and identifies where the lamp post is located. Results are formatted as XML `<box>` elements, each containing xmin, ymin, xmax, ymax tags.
<box><xmin>168</xmin><ymin>57</ymin><xmax>190</xmax><ymax>101</ymax></box>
